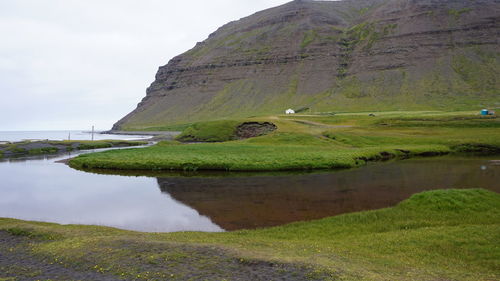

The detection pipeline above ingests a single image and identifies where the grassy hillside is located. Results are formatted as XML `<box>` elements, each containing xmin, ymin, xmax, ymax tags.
<box><xmin>70</xmin><ymin>111</ymin><xmax>500</xmax><ymax>171</ymax></box>
<box><xmin>1</xmin><ymin>189</ymin><xmax>498</xmax><ymax>280</ymax></box>
<box><xmin>121</xmin><ymin>50</ymin><xmax>500</xmax><ymax>130</ymax></box>
<box><xmin>113</xmin><ymin>0</ymin><xmax>500</xmax><ymax>130</ymax></box>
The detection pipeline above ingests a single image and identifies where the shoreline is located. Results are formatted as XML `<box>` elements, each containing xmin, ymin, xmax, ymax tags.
<box><xmin>0</xmin><ymin>139</ymin><xmax>148</xmax><ymax>160</ymax></box>
<box><xmin>101</xmin><ymin>130</ymin><xmax>181</xmax><ymax>136</ymax></box>
<box><xmin>102</xmin><ymin>130</ymin><xmax>181</xmax><ymax>142</ymax></box>
<box><xmin>67</xmin><ymin>152</ymin><xmax>500</xmax><ymax>180</ymax></box>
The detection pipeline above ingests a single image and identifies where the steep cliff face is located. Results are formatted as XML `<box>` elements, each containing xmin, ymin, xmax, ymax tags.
<box><xmin>114</xmin><ymin>0</ymin><xmax>500</xmax><ymax>129</ymax></box>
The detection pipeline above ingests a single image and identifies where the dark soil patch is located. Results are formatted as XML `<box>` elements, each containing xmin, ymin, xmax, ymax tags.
<box><xmin>452</xmin><ymin>143</ymin><xmax>500</xmax><ymax>154</ymax></box>
<box><xmin>0</xmin><ymin>231</ymin><xmax>122</xmax><ymax>281</ymax></box>
<box><xmin>86</xmin><ymin>239</ymin><xmax>335</xmax><ymax>281</ymax></box>
<box><xmin>0</xmin><ymin>231</ymin><xmax>335</xmax><ymax>280</ymax></box>
<box><xmin>235</xmin><ymin>122</ymin><xmax>277</xmax><ymax>139</ymax></box>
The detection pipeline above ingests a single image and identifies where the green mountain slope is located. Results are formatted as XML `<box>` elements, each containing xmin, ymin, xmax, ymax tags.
<box><xmin>113</xmin><ymin>0</ymin><xmax>500</xmax><ymax>130</ymax></box>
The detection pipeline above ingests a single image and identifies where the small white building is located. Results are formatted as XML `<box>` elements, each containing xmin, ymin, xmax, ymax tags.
<box><xmin>285</xmin><ymin>109</ymin><xmax>295</xmax><ymax>115</ymax></box>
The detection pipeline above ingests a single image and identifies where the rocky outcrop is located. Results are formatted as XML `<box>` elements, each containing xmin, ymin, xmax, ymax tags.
<box><xmin>235</xmin><ymin>122</ymin><xmax>277</xmax><ymax>139</ymax></box>
<box><xmin>113</xmin><ymin>0</ymin><xmax>500</xmax><ymax>130</ymax></box>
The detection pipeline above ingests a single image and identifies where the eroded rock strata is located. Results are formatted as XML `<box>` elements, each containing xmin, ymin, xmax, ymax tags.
<box><xmin>114</xmin><ymin>0</ymin><xmax>500</xmax><ymax>129</ymax></box>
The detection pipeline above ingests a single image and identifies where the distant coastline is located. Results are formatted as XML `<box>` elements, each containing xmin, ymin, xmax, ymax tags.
<box><xmin>101</xmin><ymin>130</ymin><xmax>181</xmax><ymax>137</ymax></box>
<box><xmin>0</xmin><ymin>130</ymin><xmax>152</xmax><ymax>143</ymax></box>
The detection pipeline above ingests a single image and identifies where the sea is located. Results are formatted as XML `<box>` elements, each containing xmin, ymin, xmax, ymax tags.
<box><xmin>0</xmin><ymin>130</ymin><xmax>151</xmax><ymax>142</ymax></box>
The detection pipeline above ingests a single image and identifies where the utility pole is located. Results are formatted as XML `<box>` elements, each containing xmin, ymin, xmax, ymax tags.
<box><xmin>68</xmin><ymin>132</ymin><xmax>71</xmax><ymax>141</ymax></box>
<box><xmin>91</xmin><ymin>126</ymin><xmax>94</xmax><ymax>141</ymax></box>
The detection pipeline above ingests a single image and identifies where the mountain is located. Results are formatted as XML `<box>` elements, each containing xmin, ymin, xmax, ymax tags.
<box><xmin>113</xmin><ymin>0</ymin><xmax>500</xmax><ymax>130</ymax></box>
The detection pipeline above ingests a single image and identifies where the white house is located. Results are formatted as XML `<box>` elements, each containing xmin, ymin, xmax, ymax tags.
<box><xmin>285</xmin><ymin>109</ymin><xmax>295</xmax><ymax>115</ymax></box>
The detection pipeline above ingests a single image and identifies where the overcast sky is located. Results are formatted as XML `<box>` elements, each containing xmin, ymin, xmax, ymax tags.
<box><xmin>0</xmin><ymin>0</ymin><xmax>292</xmax><ymax>131</ymax></box>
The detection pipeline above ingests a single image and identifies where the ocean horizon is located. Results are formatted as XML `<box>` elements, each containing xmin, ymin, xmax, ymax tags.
<box><xmin>0</xmin><ymin>130</ymin><xmax>150</xmax><ymax>142</ymax></box>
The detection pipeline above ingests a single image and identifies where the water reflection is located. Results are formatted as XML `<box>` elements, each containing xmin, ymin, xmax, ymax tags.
<box><xmin>0</xmin><ymin>154</ymin><xmax>499</xmax><ymax>232</ymax></box>
<box><xmin>0</xmin><ymin>156</ymin><xmax>223</xmax><ymax>232</ymax></box>
<box><xmin>156</xmin><ymin>156</ymin><xmax>500</xmax><ymax>230</ymax></box>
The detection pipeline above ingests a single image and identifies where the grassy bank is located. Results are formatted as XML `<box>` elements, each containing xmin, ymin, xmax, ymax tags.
<box><xmin>69</xmin><ymin>111</ymin><xmax>500</xmax><ymax>171</ymax></box>
<box><xmin>1</xmin><ymin>189</ymin><xmax>499</xmax><ymax>280</ymax></box>
<box><xmin>69</xmin><ymin>138</ymin><xmax>450</xmax><ymax>171</ymax></box>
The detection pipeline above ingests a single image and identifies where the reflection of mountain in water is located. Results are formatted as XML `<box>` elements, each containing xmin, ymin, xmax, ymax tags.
<box><xmin>156</xmin><ymin>157</ymin><xmax>500</xmax><ymax>231</ymax></box>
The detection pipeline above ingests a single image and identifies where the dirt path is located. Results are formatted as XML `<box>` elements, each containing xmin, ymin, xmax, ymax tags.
<box><xmin>268</xmin><ymin>115</ymin><xmax>353</xmax><ymax>129</ymax></box>
<box><xmin>286</xmin><ymin>119</ymin><xmax>353</xmax><ymax>129</ymax></box>
<box><xmin>0</xmin><ymin>231</ymin><xmax>334</xmax><ymax>281</ymax></box>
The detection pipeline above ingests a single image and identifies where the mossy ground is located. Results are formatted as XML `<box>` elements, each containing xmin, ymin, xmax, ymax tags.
<box><xmin>0</xmin><ymin>189</ymin><xmax>498</xmax><ymax>280</ymax></box>
<box><xmin>175</xmin><ymin>120</ymin><xmax>242</xmax><ymax>142</ymax></box>
<box><xmin>70</xmin><ymin>111</ymin><xmax>500</xmax><ymax>171</ymax></box>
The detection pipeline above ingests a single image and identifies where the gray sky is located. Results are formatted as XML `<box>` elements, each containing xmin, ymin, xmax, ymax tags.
<box><xmin>0</xmin><ymin>0</ymin><xmax>291</xmax><ymax>130</ymax></box>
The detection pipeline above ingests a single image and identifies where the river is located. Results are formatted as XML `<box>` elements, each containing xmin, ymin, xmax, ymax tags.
<box><xmin>0</xmin><ymin>151</ymin><xmax>498</xmax><ymax>232</ymax></box>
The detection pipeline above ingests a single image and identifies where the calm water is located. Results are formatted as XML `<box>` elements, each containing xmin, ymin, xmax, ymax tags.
<box><xmin>0</xmin><ymin>131</ymin><xmax>150</xmax><ymax>142</ymax></box>
<box><xmin>0</xmin><ymin>153</ymin><xmax>499</xmax><ymax>232</ymax></box>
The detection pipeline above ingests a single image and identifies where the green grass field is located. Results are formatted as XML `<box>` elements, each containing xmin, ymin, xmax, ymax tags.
<box><xmin>69</xmin><ymin>111</ymin><xmax>500</xmax><ymax>171</ymax></box>
<box><xmin>175</xmin><ymin>120</ymin><xmax>242</xmax><ymax>142</ymax></box>
<box><xmin>4</xmin><ymin>112</ymin><xmax>500</xmax><ymax>279</ymax></box>
<box><xmin>1</xmin><ymin>189</ymin><xmax>498</xmax><ymax>280</ymax></box>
